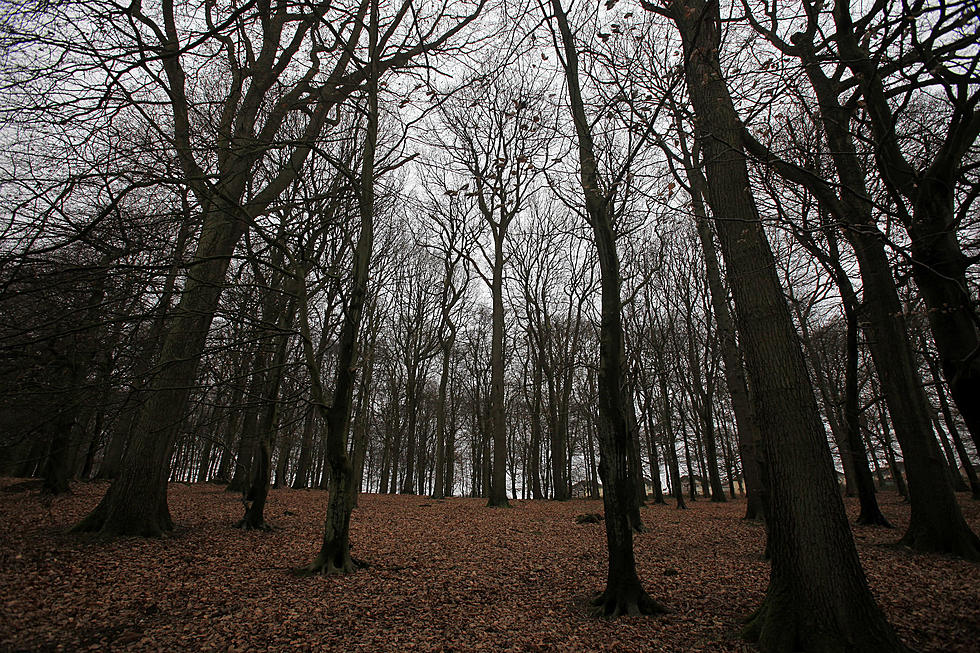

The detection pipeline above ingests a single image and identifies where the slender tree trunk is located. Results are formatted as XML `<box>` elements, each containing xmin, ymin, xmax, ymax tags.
<box><xmin>302</xmin><ymin>15</ymin><xmax>378</xmax><ymax>572</ymax></box>
<box><xmin>433</xmin><ymin>336</ymin><xmax>453</xmax><ymax>499</ymax></box>
<box><xmin>292</xmin><ymin>407</ymin><xmax>317</xmax><ymax>489</ymax></box>
<box><xmin>551</xmin><ymin>0</ymin><xmax>663</xmax><ymax>616</ymax></box>
<box><xmin>641</xmin><ymin>390</ymin><xmax>665</xmax><ymax>504</ymax></box>
<box><xmin>528</xmin><ymin>353</ymin><xmax>545</xmax><ymax>500</ymax></box>
<box><xmin>239</xmin><ymin>283</ymin><xmax>296</xmax><ymax>530</ymax></box>
<box><xmin>657</xmin><ymin>359</ymin><xmax>686</xmax><ymax>510</ymax></box>
<box><xmin>685</xmin><ymin>182</ymin><xmax>766</xmax><ymax>516</ymax></box>
<box><xmin>487</xmin><ymin>235</ymin><xmax>510</xmax><ymax>508</ymax></box>
<box><xmin>925</xmin><ymin>349</ymin><xmax>980</xmax><ymax>498</ymax></box>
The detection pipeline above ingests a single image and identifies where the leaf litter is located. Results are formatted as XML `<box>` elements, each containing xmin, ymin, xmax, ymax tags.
<box><xmin>1</xmin><ymin>480</ymin><xmax>977</xmax><ymax>651</ymax></box>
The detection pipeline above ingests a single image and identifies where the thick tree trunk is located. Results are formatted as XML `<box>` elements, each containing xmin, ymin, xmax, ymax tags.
<box><xmin>746</xmin><ymin>31</ymin><xmax>980</xmax><ymax>558</ymax></box>
<box><xmin>74</xmin><ymin>206</ymin><xmax>247</xmax><ymax>536</ymax></box>
<box><xmin>666</xmin><ymin>1</ymin><xmax>907</xmax><ymax>648</ymax></box>
<box><xmin>41</xmin><ymin>398</ymin><xmax>76</xmax><ymax>495</ymax></box>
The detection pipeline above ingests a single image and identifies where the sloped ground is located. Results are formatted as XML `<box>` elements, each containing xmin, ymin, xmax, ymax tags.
<box><xmin>1</xmin><ymin>479</ymin><xmax>977</xmax><ymax>652</ymax></box>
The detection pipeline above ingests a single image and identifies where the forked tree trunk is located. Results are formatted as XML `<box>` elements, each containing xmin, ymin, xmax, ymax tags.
<box><xmin>834</xmin><ymin>2</ymin><xmax>980</xmax><ymax>474</ymax></box>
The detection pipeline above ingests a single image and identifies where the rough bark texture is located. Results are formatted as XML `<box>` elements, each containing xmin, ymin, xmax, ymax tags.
<box><xmin>663</xmin><ymin>0</ymin><xmax>908</xmax><ymax>648</ymax></box>
<box><xmin>744</xmin><ymin>29</ymin><xmax>979</xmax><ymax>555</ymax></box>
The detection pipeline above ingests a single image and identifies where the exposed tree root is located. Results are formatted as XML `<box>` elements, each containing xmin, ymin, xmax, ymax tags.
<box><xmin>899</xmin><ymin>524</ymin><xmax>980</xmax><ymax>562</ymax></box>
<box><xmin>234</xmin><ymin>519</ymin><xmax>274</xmax><ymax>532</ymax></box>
<box><xmin>855</xmin><ymin>511</ymin><xmax>892</xmax><ymax>528</ymax></box>
<box><xmin>294</xmin><ymin>553</ymin><xmax>369</xmax><ymax>577</ymax></box>
<box><xmin>589</xmin><ymin>587</ymin><xmax>666</xmax><ymax>618</ymax></box>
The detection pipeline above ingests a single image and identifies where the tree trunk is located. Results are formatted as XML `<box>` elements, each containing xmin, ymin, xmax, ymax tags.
<box><xmin>238</xmin><ymin>282</ymin><xmax>296</xmax><ymax>530</ymax></box>
<box><xmin>487</xmin><ymin>235</ymin><xmax>510</xmax><ymax>508</ymax></box>
<box><xmin>292</xmin><ymin>407</ymin><xmax>317</xmax><ymax>489</ymax></box>
<box><xmin>641</xmin><ymin>389</ymin><xmax>665</xmax><ymax>504</ymax></box>
<box><xmin>834</xmin><ymin>2</ymin><xmax>980</xmax><ymax>481</ymax></box>
<box><xmin>666</xmin><ymin>1</ymin><xmax>908</xmax><ymax>647</ymax></box>
<box><xmin>799</xmin><ymin>45</ymin><xmax>978</xmax><ymax>555</ymax></box>
<box><xmin>432</xmin><ymin>337</ymin><xmax>453</xmax><ymax>499</ymax></box>
<box><xmin>302</xmin><ymin>21</ymin><xmax>378</xmax><ymax>571</ymax></box>
<box><xmin>74</xmin><ymin>204</ymin><xmax>248</xmax><ymax>536</ymax></box>
<box><xmin>551</xmin><ymin>0</ymin><xmax>663</xmax><ymax>617</ymax></box>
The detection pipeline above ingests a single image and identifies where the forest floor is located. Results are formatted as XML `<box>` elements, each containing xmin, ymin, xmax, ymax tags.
<box><xmin>0</xmin><ymin>480</ymin><xmax>977</xmax><ymax>652</ymax></box>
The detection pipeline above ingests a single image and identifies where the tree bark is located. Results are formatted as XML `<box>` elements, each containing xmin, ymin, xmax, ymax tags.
<box><xmin>661</xmin><ymin>0</ymin><xmax>908</xmax><ymax>647</ymax></box>
<box><xmin>743</xmin><ymin>30</ymin><xmax>979</xmax><ymax>555</ymax></box>
<box><xmin>551</xmin><ymin>0</ymin><xmax>664</xmax><ymax>617</ymax></box>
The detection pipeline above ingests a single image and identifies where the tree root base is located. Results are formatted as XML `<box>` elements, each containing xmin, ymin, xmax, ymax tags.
<box><xmin>589</xmin><ymin>588</ymin><xmax>667</xmax><ymax>618</ymax></box>
<box><xmin>898</xmin><ymin>526</ymin><xmax>980</xmax><ymax>562</ymax></box>
<box><xmin>294</xmin><ymin>556</ymin><xmax>369</xmax><ymax>577</ymax></box>
<box><xmin>71</xmin><ymin>500</ymin><xmax>174</xmax><ymax>538</ymax></box>
<box><xmin>855</xmin><ymin>513</ymin><xmax>893</xmax><ymax>528</ymax></box>
<box><xmin>742</xmin><ymin>589</ymin><xmax>910</xmax><ymax>652</ymax></box>
<box><xmin>234</xmin><ymin>519</ymin><xmax>274</xmax><ymax>532</ymax></box>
